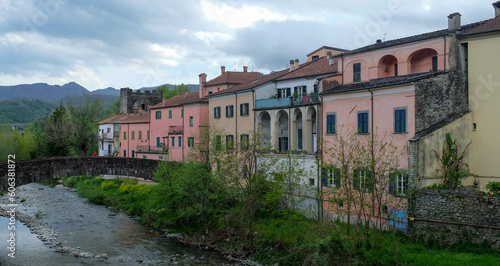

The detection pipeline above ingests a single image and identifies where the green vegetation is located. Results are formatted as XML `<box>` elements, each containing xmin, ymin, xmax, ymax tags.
<box><xmin>156</xmin><ymin>84</ymin><xmax>190</xmax><ymax>100</ymax></box>
<box><xmin>0</xmin><ymin>98</ymin><xmax>55</xmax><ymax>124</ymax></box>
<box><xmin>0</xmin><ymin>124</ymin><xmax>35</xmax><ymax>161</ymax></box>
<box><xmin>486</xmin><ymin>182</ymin><xmax>500</xmax><ymax>197</ymax></box>
<box><xmin>433</xmin><ymin>133</ymin><xmax>471</xmax><ymax>189</ymax></box>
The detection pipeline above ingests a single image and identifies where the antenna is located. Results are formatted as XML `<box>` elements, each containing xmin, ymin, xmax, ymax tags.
<box><xmin>383</xmin><ymin>32</ymin><xmax>387</xmax><ymax>42</ymax></box>
<box><xmin>233</xmin><ymin>62</ymin><xmax>237</xmax><ymax>71</ymax></box>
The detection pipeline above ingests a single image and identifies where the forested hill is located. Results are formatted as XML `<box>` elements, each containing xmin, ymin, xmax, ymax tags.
<box><xmin>0</xmin><ymin>98</ymin><xmax>55</xmax><ymax>124</ymax></box>
<box><xmin>0</xmin><ymin>82</ymin><xmax>89</xmax><ymax>101</ymax></box>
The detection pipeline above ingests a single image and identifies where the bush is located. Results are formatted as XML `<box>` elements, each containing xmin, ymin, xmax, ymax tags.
<box><xmin>486</xmin><ymin>182</ymin><xmax>500</xmax><ymax>197</ymax></box>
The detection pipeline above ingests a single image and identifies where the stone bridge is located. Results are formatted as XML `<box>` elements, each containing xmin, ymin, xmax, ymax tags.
<box><xmin>0</xmin><ymin>157</ymin><xmax>162</xmax><ymax>191</ymax></box>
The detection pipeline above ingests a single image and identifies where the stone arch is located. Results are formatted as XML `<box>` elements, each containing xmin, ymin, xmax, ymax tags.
<box><xmin>293</xmin><ymin>108</ymin><xmax>303</xmax><ymax>150</ymax></box>
<box><xmin>407</xmin><ymin>48</ymin><xmax>438</xmax><ymax>74</ymax></box>
<box><xmin>306</xmin><ymin>106</ymin><xmax>317</xmax><ymax>153</ymax></box>
<box><xmin>257</xmin><ymin>111</ymin><xmax>271</xmax><ymax>147</ymax></box>
<box><xmin>276</xmin><ymin>110</ymin><xmax>289</xmax><ymax>151</ymax></box>
<box><xmin>378</xmin><ymin>55</ymin><xmax>399</xmax><ymax>78</ymax></box>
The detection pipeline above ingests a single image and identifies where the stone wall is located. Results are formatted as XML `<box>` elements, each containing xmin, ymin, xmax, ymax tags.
<box><xmin>120</xmin><ymin>88</ymin><xmax>162</xmax><ymax>114</ymax></box>
<box><xmin>408</xmin><ymin>190</ymin><xmax>500</xmax><ymax>250</ymax></box>
<box><xmin>0</xmin><ymin>157</ymin><xmax>164</xmax><ymax>191</ymax></box>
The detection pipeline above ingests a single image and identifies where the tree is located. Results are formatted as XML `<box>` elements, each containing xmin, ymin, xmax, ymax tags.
<box><xmin>156</xmin><ymin>84</ymin><xmax>190</xmax><ymax>100</ymax></box>
<box><xmin>44</xmin><ymin>105</ymin><xmax>72</xmax><ymax>156</ymax></box>
<box><xmin>105</xmin><ymin>98</ymin><xmax>121</xmax><ymax>118</ymax></box>
<box><xmin>67</xmin><ymin>97</ymin><xmax>103</xmax><ymax>156</ymax></box>
<box><xmin>0</xmin><ymin>125</ymin><xmax>35</xmax><ymax>162</ymax></box>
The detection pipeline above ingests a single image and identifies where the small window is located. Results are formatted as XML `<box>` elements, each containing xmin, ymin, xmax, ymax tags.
<box><xmin>322</xmin><ymin>166</ymin><xmax>341</xmax><ymax>188</ymax></box>
<box><xmin>353</xmin><ymin>169</ymin><xmax>373</xmax><ymax>192</ymax></box>
<box><xmin>132</xmin><ymin>131</ymin><xmax>135</xmax><ymax>140</ymax></box>
<box><xmin>240</xmin><ymin>103</ymin><xmax>249</xmax><ymax>117</ymax></box>
<box><xmin>155</xmin><ymin>111</ymin><xmax>162</xmax><ymax>120</ymax></box>
<box><xmin>123</xmin><ymin>131</ymin><xmax>127</xmax><ymax>140</ymax></box>
<box><xmin>138</xmin><ymin>131</ymin><xmax>142</xmax><ymax>140</ymax></box>
<box><xmin>188</xmin><ymin>137</ymin><xmax>194</xmax><ymax>147</ymax></box>
<box><xmin>389</xmin><ymin>171</ymin><xmax>408</xmax><ymax>196</ymax></box>
<box><xmin>171</xmin><ymin>137</ymin><xmax>175</xmax><ymax>147</ymax></box>
<box><xmin>394</xmin><ymin>63</ymin><xmax>398</xmax><ymax>76</ymax></box>
<box><xmin>309</xmin><ymin>178</ymin><xmax>315</xmax><ymax>186</ymax></box>
<box><xmin>181</xmin><ymin>109</ymin><xmax>183</xmax><ymax>118</ymax></box>
<box><xmin>326</xmin><ymin>113</ymin><xmax>336</xmax><ymax>135</ymax></box>
<box><xmin>178</xmin><ymin>136</ymin><xmax>182</xmax><ymax>147</ymax></box>
<box><xmin>169</xmin><ymin>110</ymin><xmax>172</xmax><ymax>119</ymax></box>
<box><xmin>147</xmin><ymin>131</ymin><xmax>150</xmax><ymax>140</ymax></box>
<box><xmin>189</xmin><ymin>116</ymin><xmax>194</xmax><ymax>127</ymax></box>
<box><xmin>226</xmin><ymin>135</ymin><xmax>234</xmax><ymax>150</ymax></box>
<box><xmin>394</xmin><ymin>108</ymin><xmax>407</xmax><ymax>133</ymax></box>
<box><xmin>214</xmin><ymin>107</ymin><xmax>221</xmax><ymax>119</ymax></box>
<box><xmin>240</xmin><ymin>134</ymin><xmax>249</xmax><ymax>150</ymax></box>
<box><xmin>357</xmin><ymin>111</ymin><xmax>369</xmax><ymax>134</ymax></box>
<box><xmin>432</xmin><ymin>56</ymin><xmax>438</xmax><ymax>72</ymax></box>
<box><xmin>156</xmin><ymin>137</ymin><xmax>160</xmax><ymax>147</ymax></box>
<box><xmin>353</xmin><ymin>62</ymin><xmax>361</xmax><ymax>82</ymax></box>
<box><xmin>277</xmin><ymin>88</ymin><xmax>291</xmax><ymax>98</ymax></box>
<box><xmin>226</xmin><ymin>105</ymin><xmax>234</xmax><ymax>118</ymax></box>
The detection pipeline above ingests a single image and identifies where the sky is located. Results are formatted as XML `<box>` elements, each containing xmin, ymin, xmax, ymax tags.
<box><xmin>0</xmin><ymin>0</ymin><xmax>495</xmax><ymax>91</ymax></box>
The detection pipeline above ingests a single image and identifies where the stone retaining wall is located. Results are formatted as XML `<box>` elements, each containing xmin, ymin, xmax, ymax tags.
<box><xmin>409</xmin><ymin>190</ymin><xmax>500</xmax><ymax>250</ymax></box>
<box><xmin>0</xmin><ymin>157</ymin><xmax>162</xmax><ymax>191</ymax></box>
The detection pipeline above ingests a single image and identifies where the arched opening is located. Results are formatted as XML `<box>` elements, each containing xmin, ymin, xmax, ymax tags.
<box><xmin>306</xmin><ymin>106</ymin><xmax>317</xmax><ymax>153</ymax></box>
<box><xmin>378</xmin><ymin>55</ymin><xmax>399</xmax><ymax>78</ymax></box>
<box><xmin>408</xmin><ymin>48</ymin><xmax>438</xmax><ymax>74</ymax></box>
<box><xmin>258</xmin><ymin>111</ymin><xmax>271</xmax><ymax>148</ymax></box>
<box><xmin>277</xmin><ymin>110</ymin><xmax>289</xmax><ymax>152</ymax></box>
<box><xmin>293</xmin><ymin>109</ymin><xmax>303</xmax><ymax>150</ymax></box>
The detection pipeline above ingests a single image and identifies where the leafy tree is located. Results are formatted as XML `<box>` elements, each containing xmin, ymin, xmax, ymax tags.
<box><xmin>105</xmin><ymin>98</ymin><xmax>121</xmax><ymax>118</ymax></box>
<box><xmin>0</xmin><ymin>125</ymin><xmax>35</xmax><ymax>162</ymax></box>
<box><xmin>156</xmin><ymin>84</ymin><xmax>190</xmax><ymax>100</ymax></box>
<box><xmin>44</xmin><ymin>105</ymin><xmax>72</xmax><ymax>156</ymax></box>
<box><xmin>67</xmin><ymin>97</ymin><xmax>103</xmax><ymax>156</ymax></box>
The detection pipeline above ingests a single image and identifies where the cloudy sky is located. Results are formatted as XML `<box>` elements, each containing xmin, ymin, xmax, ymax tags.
<box><xmin>0</xmin><ymin>0</ymin><xmax>495</xmax><ymax>91</ymax></box>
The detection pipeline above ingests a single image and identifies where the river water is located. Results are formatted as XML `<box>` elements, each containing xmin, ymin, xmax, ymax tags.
<box><xmin>0</xmin><ymin>183</ymin><xmax>239</xmax><ymax>265</ymax></box>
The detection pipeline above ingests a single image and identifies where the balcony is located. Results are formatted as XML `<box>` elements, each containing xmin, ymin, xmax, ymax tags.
<box><xmin>136</xmin><ymin>145</ymin><xmax>167</xmax><ymax>154</ymax></box>
<box><xmin>255</xmin><ymin>92</ymin><xmax>319</xmax><ymax>109</ymax></box>
<box><xmin>101</xmin><ymin>132</ymin><xmax>113</xmax><ymax>140</ymax></box>
<box><xmin>168</xmin><ymin>125</ymin><xmax>183</xmax><ymax>135</ymax></box>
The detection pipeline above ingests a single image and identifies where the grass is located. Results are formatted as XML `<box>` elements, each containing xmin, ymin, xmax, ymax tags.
<box><xmin>58</xmin><ymin>175</ymin><xmax>500</xmax><ymax>266</ymax></box>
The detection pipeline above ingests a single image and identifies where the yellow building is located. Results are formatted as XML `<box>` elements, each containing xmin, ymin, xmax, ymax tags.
<box><xmin>461</xmin><ymin>7</ymin><xmax>500</xmax><ymax>190</ymax></box>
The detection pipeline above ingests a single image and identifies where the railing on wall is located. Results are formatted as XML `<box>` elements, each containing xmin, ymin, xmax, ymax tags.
<box><xmin>256</xmin><ymin>93</ymin><xmax>319</xmax><ymax>109</ymax></box>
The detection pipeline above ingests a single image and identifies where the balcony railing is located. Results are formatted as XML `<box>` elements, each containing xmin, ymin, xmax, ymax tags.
<box><xmin>168</xmin><ymin>125</ymin><xmax>183</xmax><ymax>135</ymax></box>
<box><xmin>255</xmin><ymin>93</ymin><xmax>319</xmax><ymax>109</ymax></box>
<box><xmin>101</xmin><ymin>133</ymin><xmax>113</xmax><ymax>140</ymax></box>
<box><xmin>136</xmin><ymin>145</ymin><xmax>167</xmax><ymax>154</ymax></box>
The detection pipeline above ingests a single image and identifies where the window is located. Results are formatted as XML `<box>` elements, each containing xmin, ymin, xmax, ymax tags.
<box><xmin>138</xmin><ymin>131</ymin><xmax>142</xmax><ymax>140</ymax></box>
<box><xmin>214</xmin><ymin>107</ymin><xmax>221</xmax><ymax>119</ymax></box>
<box><xmin>389</xmin><ymin>171</ymin><xmax>408</xmax><ymax>196</ymax></box>
<box><xmin>107</xmin><ymin>128</ymin><xmax>111</xmax><ymax>133</ymax></box>
<box><xmin>155</xmin><ymin>111</ymin><xmax>161</xmax><ymax>120</ymax></box>
<box><xmin>178</xmin><ymin>136</ymin><xmax>182</xmax><ymax>147</ymax></box>
<box><xmin>326</xmin><ymin>113</ymin><xmax>336</xmax><ymax>135</ymax></box>
<box><xmin>226</xmin><ymin>105</ymin><xmax>234</xmax><ymax>118</ymax></box>
<box><xmin>181</xmin><ymin>109</ymin><xmax>183</xmax><ymax>118</ymax></box>
<box><xmin>132</xmin><ymin>131</ymin><xmax>135</xmax><ymax>140</ymax></box>
<box><xmin>147</xmin><ymin>131</ymin><xmax>150</xmax><ymax>140</ymax></box>
<box><xmin>189</xmin><ymin>116</ymin><xmax>193</xmax><ymax>127</ymax></box>
<box><xmin>188</xmin><ymin>137</ymin><xmax>194</xmax><ymax>147</ymax></box>
<box><xmin>353</xmin><ymin>169</ymin><xmax>373</xmax><ymax>191</ymax></box>
<box><xmin>240</xmin><ymin>134</ymin><xmax>249</xmax><ymax>150</ymax></box>
<box><xmin>353</xmin><ymin>62</ymin><xmax>361</xmax><ymax>82</ymax></box>
<box><xmin>297</xmin><ymin>128</ymin><xmax>303</xmax><ymax>150</ymax></box>
<box><xmin>169</xmin><ymin>110</ymin><xmax>172</xmax><ymax>119</ymax></box>
<box><xmin>123</xmin><ymin>150</ymin><xmax>126</xmax><ymax>157</ymax></box>
<box><xmin>432</xmin><ymin>56</ymin><xmax>438</xmax><ymax>72</ymax></box>
<box><xmin>357</xmin><ymin>111</ymin><xmax>369</xmax><ymax>134</ymax></box>
<box><xmin>309</xmin><ymin>178</ymin><xmax>315</xmax><ymax>186</ymax></box>
<box><xmin>243</xmin><ymin>164</ymin><xmax>248</xmax><ymax>179</ymax></box>
<box><xmin>322</xmin><ymin>166</ymin><xmax>341</xmax><ymax>188</ymax></box>
<box><xmin>215</xmin><ymin>135</ymin><xmax>222</xmax><ymax>150</ymax></box>
<box><xmin>293</xmin><ymin>86</ymin><xmax>307</xmax><ymax>98</ymax></box>
<box><xmin>123</xmin><ymin>131</ymin><xmax>127</xmax><ymax>140</ymax></box>
<box><xmin>171</xmin><ymin>137</ymin><xmax>175</xmax><ymax>147</ymax></box>
<box><xmin>394</xmin><ymin>108</ymin><xmax>407</xmax><ymax>133</ymax></box>
<box><xmin>156</xmin><ymin>137</ymin><xmax>160</xmax><ymax>147</ymax></box>
<box><xmin>226</xmin><ymin>135</ymin><xmax>234</xmax><ymax>150</ymax></box>
<box><xmin>240</xmin><ymin>103</ymin><xmax>249</xmax><ymax>117</ymax></box>
<box><xmin>312</xmin><ymin>55</ymin><xmax>319</xmax><ymax>60</ymax></box>
<box><xmin>277</xmin><ymin>87</ymin><xmax>291</xmax><ymax>98</ymax></box>
<box><xmin>394</xmin><ymin>63</ymin><xmax>398</xmax><ymax>76</ymax></box>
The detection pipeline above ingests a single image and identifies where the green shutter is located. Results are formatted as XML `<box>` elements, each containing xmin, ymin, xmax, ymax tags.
<box><xmin>389</xmin><ymin>173</ymin><xmax>396</xmax><ymax>195</ymax></box>
<box><xmin>334</xmin><ymin>168</ymin><xmax>341</xmax><ymax>188</ymax></box>
<box><xmin>181</xmin><ymin>109</ymin><xmax>183</xmax><ymax>118</ymax></box>
<box><xmin>169</xmin><ymin>110</ymin><xmax>172</xmax><ymax>119</ymax></box>
<box><xmin>353</xmin><ymin>169</ymin><xmax>359</xmax><ymax>190</ymax></box>
<box><xmin>403</xmin><ymin>173</ymin><xmax>408</xmax><ymax>195</ymax></box>
<box><xmin>366</xmin><ymin>171</ymin><xmax>374</xmax><ymax>192</ymax></box>
<box><xmin>432</xmin><ymin>56</ymin><xmax>438</xmax><ymax>71</ymax></box>
<box><xmin>321</xmin><ymin>167</ymin><xmax>328</xmax><ymax>186</ymax></box>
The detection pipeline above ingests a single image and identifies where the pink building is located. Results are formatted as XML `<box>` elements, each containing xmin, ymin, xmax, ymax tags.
<box><xmin>119</xmin><ymin>111</ymin><xmax>150</xmax><ymax>158</ymax></box>
<box><xmin>143</xmin><ymin>91</ymin><xmax>208</xmax><ymax>161</ymax></box>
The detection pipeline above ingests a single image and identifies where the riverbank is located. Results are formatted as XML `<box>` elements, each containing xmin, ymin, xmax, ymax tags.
<box><xmin>62</xmin><ymin>175</ymin><xmax>500</xmax><ymax>265</ymax></box>
<box><xmin>0</xmin><ymin>182</ymin><xmax>244</xmax><ymax>265</ymax></box>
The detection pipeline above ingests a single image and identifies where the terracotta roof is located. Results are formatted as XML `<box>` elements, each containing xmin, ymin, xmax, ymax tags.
<box><xmin>321</xmin><ymin>71</ymin><xmax>447</xmax><ymax>95</ymax></box>
<box><xmin>205</xmin><ymin>71</ymin><xmax>265</xmax><ymax>87</ymax></box>
<box><xmin>149</xmin><ymin>92</ymin><xmax>208</xmax><ymax>109</ymax></box>
<box><xmin>98</xmin><ymin>114</ymin><xmax>128</xmax><ymax>124</ymax></box>
<box><xmin>307</xmin><ymin>45</ymin><xmax>349</xmax><ymax>56</ymax></box>
<box><xmin>207</xmin><ymin>68</ymin><xmax>291</xmax><ymax>97</ymax></box>
<box><xmin>336</xmin><ymin>21</ymin><xmax>484</xmax><ymax>57</ymax></box>
<box><xmin>120</xmin><ymin>111</ymin><xmax>150</xmax><ymax>124</ymax></box>
<box><xmin>277</xmin><ymin>57</ymin><xmax>337</xmax><ymax>81</ymax></box>
<box><xmin>462</xmin><ymin>15</ymin><xmax>500</xmax><ymax>35</ymax></box>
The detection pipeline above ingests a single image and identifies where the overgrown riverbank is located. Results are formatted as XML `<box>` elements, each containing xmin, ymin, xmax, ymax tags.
<box><xmin>60</xmin><ymin>163</ymin><xmax>500</xmax><ymax>265</ymax></box>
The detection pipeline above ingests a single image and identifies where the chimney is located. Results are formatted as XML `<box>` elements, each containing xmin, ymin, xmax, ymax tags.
<box><xmin>494</xmin><ymin>1</ymin><xmax>500</xmax><ymax>17</ymax></box>
<box><xmin>199</xmin><ymin>73</ymin><xmax>207</xmax><ymax>99</ymax></box>
<box><xmin>243</xmin><ymin>66</ymin><xmax>248</xmax><ymax>72</ymax></box>
<box><xmin>220</xmin><ymin>66</ymin><xmax>226</xmax><ymax>74</ymax></box>
<box><xmin>448</xmin><ymin>12</ymin><xmax>461</xmax><ymax>32</ymax></box>
<box><xmin>294</xmin><ymin>59</ymin><xmax>299</xmax><ymax>70</ymax></box>
<box><xmin>289</xmin><ymin>59</ymin><xmax>294</xmax><ymax>71</ymax></box>
<box><xmin>185</xmin><ymin>89</ymin><xmax>189</xmax><ymax>95</ymax></box>
<box><xmin>327</xmin><ymin>51</ymin><xmax>335</xmax><ymax>66</ymax></box>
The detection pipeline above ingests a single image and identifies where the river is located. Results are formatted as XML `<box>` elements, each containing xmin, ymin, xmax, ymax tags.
<box><xmin>0</xmin><ymin>183</ymin><xmax>241</xmax><ymax>265</ymax></box>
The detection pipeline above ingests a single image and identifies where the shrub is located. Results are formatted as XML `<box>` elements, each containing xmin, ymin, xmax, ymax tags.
<box><xmin>486</xmin><ymin>182</ymin><xmax>500</xmax><ymax>197</ymax></box>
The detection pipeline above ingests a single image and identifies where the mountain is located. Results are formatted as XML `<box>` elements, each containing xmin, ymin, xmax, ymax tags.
<box><xmin>90</xmin><ymin>87</ymin><xmax>120</xmax><ymax>96</ymax></box>
<box><xmin>0</xmin><ymin>82</ymin><xmax>88</xmax><ymax>101</ymax></box>
<box><xmin>0</xmin><ymin>98</ymin><xmax>56</xmax><ymax>124</ymax></box>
